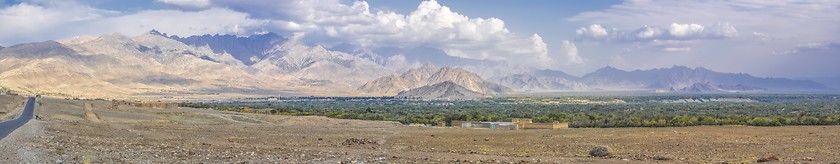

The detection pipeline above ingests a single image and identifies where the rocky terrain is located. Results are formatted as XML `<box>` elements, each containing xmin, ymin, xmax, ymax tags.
<box><xmin>359</xmin><ymin>64</ymin><xmax>512</xmax><ymax>96</ymax></box>
<box><xmin>1</xmin><ymin>96</ymin><xmax>838</xmax><ymax>163</ymax></box>
<box><xmin>0</xmin><ymin>95</ymin><xmax>24</xmax><ymax>121</ymax></box>
<box><xmin>395</xmin><ymin>81</ymin><xmax>483</xmax><ymax>99</ymax></box>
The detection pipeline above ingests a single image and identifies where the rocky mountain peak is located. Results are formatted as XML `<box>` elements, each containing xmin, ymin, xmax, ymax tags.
<box><xmin>395</xmin><ymin>80</ymin><xmax>483</xmax><ymax>100</ymax></box>
<box><xmin>360</xmin><ymin>64</ymin><xmax>512</xmax><ymax>96</ymax></box>
<box><xmin>168</xmin><ymin>32</ymin><xmax>286</xmax><ymax>66</ymax></box>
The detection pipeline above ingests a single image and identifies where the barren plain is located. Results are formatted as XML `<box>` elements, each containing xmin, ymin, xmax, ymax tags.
<box><xmin>1</xmin><ymin>96</ymin><xmax>839</xmax><ymax>163</ymax></box>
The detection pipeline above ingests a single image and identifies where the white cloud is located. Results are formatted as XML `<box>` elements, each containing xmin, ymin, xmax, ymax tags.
<box><xmin>156</xmin><ymin>0</ymin><xmax>211</xmax><ymax>9</ymax></box>
<box><xmin>252</xmin><ymin>0</ymin><xmax>553</xmax><ymax>68</ymax></box>
<box><xmin>560</xmin><ymin>40</ymin><xmax>583</xmax><ymax>64</ymax></box>
<box><xmin>0</xmin><ymin>0</ymin><xmax>556</xmax><ymax>69</ymax></box>
<box><xmin>566</xmin><ymin>0</ymin><xmax>840</xmax><ymax>77</ymax></box>
<box><xmin>576</xmin><ymin>22</ymin><xmax>738</xmax><ymax>42</ymax></box>
<box><xmin>662</xmin><ymin>47</ymin><xmax>691</xmax><ymax>52</ymax></box>
<box><xmin>668</xmin><ymin>23</ymin><xmax>704</xmax><ymax>37</ymax></box>
<box><xmin>0</xmin><ymin>1</ymin><xmax>111</xmax><ymax>45</ymax></box>
<box><xmin>91</xmin><ymin>8</ymin><xmax>267</xmax><ymax>37</ymax></box>
<box><xmin>576</xmin><ymin>24</ymin><xmax>609</xmax><ymax>39</ymax></box>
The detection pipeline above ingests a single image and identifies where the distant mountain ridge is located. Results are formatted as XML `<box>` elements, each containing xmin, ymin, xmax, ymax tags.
<box><xmin>395</xmin><ymin>81</ymin><xmax>483</xmax><ymax>99</ymax></box>
<box><xmin>155</xmin><ymin>30</ymin><xmax>286</xmax><ymax>66</ymax></box>
<box><xmin>0</xmin><ymin>30</ymin><xmax>835</xmax><ymax>99</ymax></box>
<box><xmin>580</xmin><ymin>65</ymin><xmax>832</xmax><ymax>91</ymax></box>
<box><xmin>495</xmin><ymin>74</ymin><xmax>589</xmax><ymax>91</ymax></box>
<box><xmin>670</xmin><ymin>82</ymin><xmax>767</xmax><ymax>93</ymax></box>
<box><xmin>359</xmin><ymin>63</ymin><xmax>512</xmax><ymax>96</ymax></box>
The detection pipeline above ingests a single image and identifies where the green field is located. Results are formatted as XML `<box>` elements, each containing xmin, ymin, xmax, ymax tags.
<box><xmin>181</xmin><ymin>94</ymin><xmax>840</xmax><ymax>128</ymax></box>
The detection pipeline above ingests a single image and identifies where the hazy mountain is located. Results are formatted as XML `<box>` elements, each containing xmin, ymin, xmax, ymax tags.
<box><xmin>806</xmin><ymin>76</ymin><xmax>840</xmax><ymax>90</ymax></box>
<box><xmin>534</xmin><ymin>69</ymin><xmax>580</xmax><ymax>80</ymax></box>
<box><xmin>581</xmin><ymin>65</ymin><xmax>831</xmax><ymax>91</ymax></box>
<box><xmin>395</xmin><ymin>81</ymin><xmax>483</xmax><ymax>100</ymax></box>
<box><xmin>329</xmin><ymin>44</ymin><xmax>490</xmax><ymax>68</ymax></box>
<box><xmin>359</xmin><ymin>64</ymin><xmax>512</xmax><ymax>95</ymax></box>
<box><xmin>251</xmin><ymin>41</ymin><xmax>391</xmax><ymax>87</ymax></box>
<box><xmin>1</xmin><ymin>30</ymin><xmax>833</xmax><ymax>99</ymax></box>
<box><xmin>0</xmin><ymin>32</ymin><xmax>306</xmax><ymax>98</ymax></box>
<box><xmin>674</xmin><ymin>82</ymin><xmax>766</xmax><ymax>93</ymax></box>
<box><xmin>495</xmin><ymin>74</ymin><xmax>589</xmax><ymax>91</ymax></box>
<box><xmin>160</xmin><ymin>30</ymin><xmax>390</xmax><ymax>87</ymax></box>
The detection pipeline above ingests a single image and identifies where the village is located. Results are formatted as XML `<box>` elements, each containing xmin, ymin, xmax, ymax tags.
<box><xmin>444</xmin><ymin>118</ymin><xmax>568</xmax><ymax>130</ymax></box>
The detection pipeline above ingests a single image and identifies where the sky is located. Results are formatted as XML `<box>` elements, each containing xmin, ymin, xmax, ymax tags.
<box><xmin>0</xmin><ymin>0</ymin><xmax>838</xmax><ymax>78</ymax></box>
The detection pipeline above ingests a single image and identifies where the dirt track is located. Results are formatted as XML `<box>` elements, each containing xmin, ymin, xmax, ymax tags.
<box><xmin>1</xmin><ymin>97</ymin><xmax>839</xmax><ymax>163</ymax></box>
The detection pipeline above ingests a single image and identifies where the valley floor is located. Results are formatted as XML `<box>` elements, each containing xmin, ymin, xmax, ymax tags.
<box><xmin>1</xmin><ymin>97</ymin><xmax>838</xmax><ymax>163</ymax></box>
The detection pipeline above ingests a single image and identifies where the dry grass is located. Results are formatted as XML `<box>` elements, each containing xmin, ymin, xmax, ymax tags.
<box><xmin>0</xmin><ymin>95</ymin><xmax>24</xmax><ymax>121</ymax></box>
<box><xmin>17</xmin><ymin>97</ymin><xmax>840</xmax><ymax>163</ymax></box>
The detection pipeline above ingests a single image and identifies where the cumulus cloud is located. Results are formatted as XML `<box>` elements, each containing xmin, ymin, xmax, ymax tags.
<box><xmin>253</xmin><ymin>0</ymin><xmax>553</xmax><ymax>67</ymax></box>
<box><xmin>576</xmin><ymin>24</ymin><xmax>609</xmax><ymax>39</ymax></box>
<box><xmin>576</xmin><ymin>22</ymin><xmax>738</xmax><ymax>42</ymax></box>
<box><xmin>559</xmin><ymin>40</ymin><xmax>583</xmax><ymax>64</ymax></box>
<box><xmin>156</xmin><ymin>0</ymin><xmax>211</xmax><ymax>9</ymax></box>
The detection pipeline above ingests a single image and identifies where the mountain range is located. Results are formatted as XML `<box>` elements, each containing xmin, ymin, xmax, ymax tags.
<box><xmin>577</xmin><ymin>66</ymin><xmax>831</xmax><ymax>92</ymax></box>
<box><xmin>0</xmin><ymin>31</ymin><xmax>834</xmax><ymax>99</ymax></box>
<box><xmin>358</xmin><ymin>64</ymin><xmax>512</xmax><ymax>96</ymax></box>
<box><xmin>395</xmin><ymin>81</ymin><xmax>484</xmax><ymax>100</ymax></box>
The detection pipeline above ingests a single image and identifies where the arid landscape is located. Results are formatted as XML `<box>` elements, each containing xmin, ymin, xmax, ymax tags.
<box><xmin>2</xmin><ymin>0</ymin><xmax>840</xmax><ymax>163</ymax></box>
<box><xmin>0</xmin><ymin>95</ymin><xmax>24</xmax><ymax>121</ymax></box>
<box><xmin>0</xmin><ymin>95</ymin><xmax>837</xmax><ymax>163</ymax></box>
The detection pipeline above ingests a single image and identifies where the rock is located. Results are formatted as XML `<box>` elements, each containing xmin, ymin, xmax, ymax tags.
<box><xmin>653</xmin><ymin>154</ymin><xmax>672</xmax><ymax>160</ymax></box>
<box><xmin>757</xmin><ymin>155</ymin><xmax>779</xmax><ymax>162</ymax></box>
<box><xmin>342</xmin><ymin>138</ymin><xmax>379</xmax><ymax>146</ymax></box>
<box><xmin>589</xmin><ymin>145</ymin><xmax>610</xmax><ymax>157</ymax></box>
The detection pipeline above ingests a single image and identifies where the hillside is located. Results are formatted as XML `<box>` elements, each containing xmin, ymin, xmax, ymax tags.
<box><xmin>359</xmin><ymin>64</ymin><xmax>512</xmax><ymax>95</ymax></box>
<box><xmin>0</xmin><ymin>31</ymin><xmax>392</xmax><ymax>98</ymax></box>
<box><xmin>395</xmin><ymin>81</ymin><xmax>483</xmax><ymax>99</ymax></box>
<box><xmin>495</xmin><ymin>74</ymin><xmax>589</xmax><ymax>91</ymax></box>
<box><xmin>671</xmin><ymin>82</ymin><xmax>767</xmax><ymax>93</ymax></box>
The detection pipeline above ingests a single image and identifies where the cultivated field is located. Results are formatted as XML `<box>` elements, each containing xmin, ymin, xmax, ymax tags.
<box><xmin>1</xmin><ymin>97</ymin><xmax>839</xmax><ymax>163</ymax></box>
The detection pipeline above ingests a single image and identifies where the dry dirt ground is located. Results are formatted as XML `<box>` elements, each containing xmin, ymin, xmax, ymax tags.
<box><xmin>0</xmin><ymin>95</ymin><xmax>24</xmax><ymax>121</ymax></box>
<box><xmin>1</xmin><ymin>97</ymin><xmax>840</xmax><ymax>163</ymax></box>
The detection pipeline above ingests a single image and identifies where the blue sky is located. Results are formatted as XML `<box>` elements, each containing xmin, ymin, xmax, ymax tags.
<box><xmin>1</xmin><ymin>0</ymin><xmax>838</xmax><ymax>78</ymax></box>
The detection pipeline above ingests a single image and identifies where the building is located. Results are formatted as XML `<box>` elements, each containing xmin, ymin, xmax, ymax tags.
<box><xmin>512</xmin><ymin>118</ymin><xmax>568</xmax><ymax>129</ymax></box>
<box><xmin>460</xmin><ymin>121</ymin><xmax>519</xmax><ymax>130</ymax></box>
<box><xmin>452</xmin><ymin>118</ymin><xmax>568</xmax><ymax>130</ymax></box>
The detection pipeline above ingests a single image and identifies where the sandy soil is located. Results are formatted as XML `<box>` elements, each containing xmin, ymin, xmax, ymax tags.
<box><xmin>0</xmin><ymin>95</ymin><xmax>25</xmax><ymax>121</ymax></box>
<box><xmin>1</xmin><ymin>97</ymin><xmax>839</xmax><ymax>163</ymax></box>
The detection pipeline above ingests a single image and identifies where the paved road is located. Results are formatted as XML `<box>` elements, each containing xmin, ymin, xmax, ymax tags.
<box><xmin>0</xmin><ymin>97</ymin><xmax>35</xmax><ymax>140</ymax></box>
